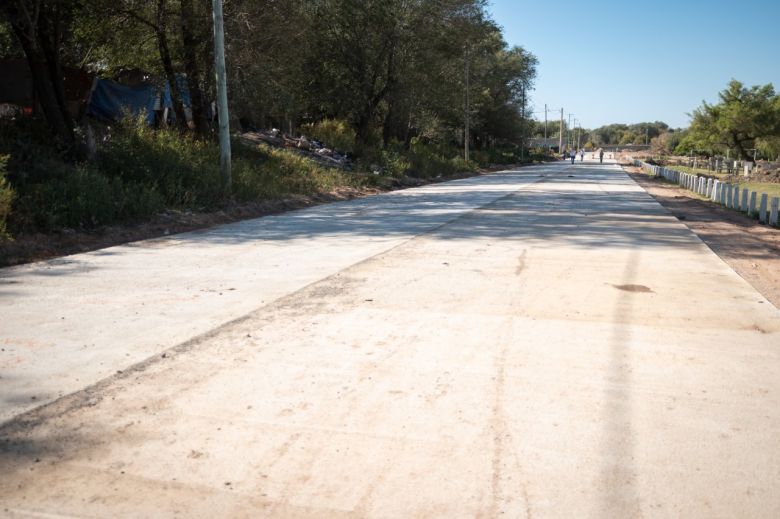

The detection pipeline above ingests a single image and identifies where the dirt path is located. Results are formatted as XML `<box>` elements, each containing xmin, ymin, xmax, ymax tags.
<box><xmin>624</xmin><ymin>165</ymin><xmax>780</xmax><ymax>308</ymax></box>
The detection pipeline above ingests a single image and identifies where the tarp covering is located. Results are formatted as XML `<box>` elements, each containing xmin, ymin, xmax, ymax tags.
<box><xmin>86</xmin><ymin>77</ymin><xmax>190</xmax><ymax>124</ymax></box>
<box><xmin>87</xmin><ymin>79</ymin><xmax>160</xmax><ymax>124</ymax></box>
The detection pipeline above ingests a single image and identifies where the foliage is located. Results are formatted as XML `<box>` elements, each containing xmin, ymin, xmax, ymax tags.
<box><xmin>0</xmin><ymin>155</ymin><xmax>15</xmax><ymax>239</ymax></box>
<box><xmin>0</xmin><ymin>0</ymin><xmax>540</xmax><ymax>239</ymax></box>
<box><xmin>300</xmin><ymin>119</ymin><xmax>356</xmax><ymax>154</ymax></box>
<box><xmin>12</xmin><ymin>165</ymin><xmax>163</xmax><ymax>232</ymax></box>
<box><xmin>650</xmin><ymin>131</ymin><xmax>683</xmax><ymax>155</ymax></box>
<box><xmin>685</xmin><ymin>80</ymin><xmax>780</xmax><ymax>160</ymax></box>
<box><xmin>96</xmin><ymin>117</ymin><xmax>225</xmax><ymax>209</ymax></box>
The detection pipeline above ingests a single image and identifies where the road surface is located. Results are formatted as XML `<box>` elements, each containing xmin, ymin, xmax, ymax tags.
<box><xmin>1</xmin><ymin>160</ymin><xmax>779</xmax><ymax>517</ymax></box>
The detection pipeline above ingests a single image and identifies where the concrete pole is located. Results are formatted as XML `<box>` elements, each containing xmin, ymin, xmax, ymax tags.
<box><xmin>748</xmin><ymin>191</ymin><xmax>757</xmax><ymax>216</ymax></box>
<box><xmin>559</xmin><ymin>109</ymin><xmax>563</xmax><ymax>154</ymax></box>
<box><xmin>758</xmin><ymin>194</ymin><xmax>768</xmax><ymax>223</ymax></box>
<box><xmin>544</xmin><ymin>103</ymin><xmax>548</xmax><ymax>140</ymax></box>
<box><xmin>770</xmin><ymin>197</ymin><xmax>779</xmax><ymax>226</ymax></box>
<box><xmin>464</xmin><ymin>52</ymin><xmax>470</xmax><ymax>163</ymax></box>
<box><xmin>741</xmin><ymin>188</ymin><xmax>749</xmax><ymax>212</ymax></box>
<box><xmin>212</xmin><ymin>0</ymin><xmax>231</xmax><ymax>193</ymax></box>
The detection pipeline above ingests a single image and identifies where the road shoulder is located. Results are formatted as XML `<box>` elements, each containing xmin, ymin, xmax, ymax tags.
<box><xmin>624</xmin><ymin>165</ymin><xmax>780</xmax><ymax>308</ymax></box>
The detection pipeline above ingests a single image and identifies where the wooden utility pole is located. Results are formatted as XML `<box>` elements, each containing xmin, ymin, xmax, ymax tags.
<box><xmin>212</xmin><ymin>0</ymin><xmax>231</xmax><ymax>193</ymax></box>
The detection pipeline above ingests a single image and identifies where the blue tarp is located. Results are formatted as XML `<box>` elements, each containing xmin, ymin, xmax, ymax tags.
<box><xmin>87</xmin><ymin>77</ymin><xmax>190</xmax><ymax>124</ymax></box>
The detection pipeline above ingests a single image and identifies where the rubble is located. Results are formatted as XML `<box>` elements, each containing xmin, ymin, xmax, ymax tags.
<box><xmin>240</xmin><ymin>130</ymin><xmax>353</xmax><ymax>170</ymax></box>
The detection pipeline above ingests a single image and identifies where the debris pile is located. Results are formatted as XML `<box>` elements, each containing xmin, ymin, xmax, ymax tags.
<box><xmin>241</xmin><ymin>129</ymin><xmax>353</xmax><ymax>170</ymax></box>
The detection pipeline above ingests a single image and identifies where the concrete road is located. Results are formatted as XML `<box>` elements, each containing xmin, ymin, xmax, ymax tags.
<box><xmin>1</xmin><ymin>160</ymin><xmax>779</xmax><ymax>518</ymax></box>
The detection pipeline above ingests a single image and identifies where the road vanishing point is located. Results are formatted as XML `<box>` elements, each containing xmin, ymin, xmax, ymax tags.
<box><xmin>1</xmin><ymin>160</ymin><xmax>779</xmax><ymax>517</ymax></box>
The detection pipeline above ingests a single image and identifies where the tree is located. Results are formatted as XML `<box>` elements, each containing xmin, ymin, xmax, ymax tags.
<box><xmin>687</xmin><ymin>80</ymin><xmax>780</xmax><ymax>161</ymax></box>
<box><xmin>1</xmin><ymin>0</ymin><xmax>77</xmax><ymax>147</ymax></box>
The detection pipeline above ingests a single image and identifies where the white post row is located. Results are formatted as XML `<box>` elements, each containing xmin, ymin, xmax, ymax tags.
<box><xmin>633</xmin><ymin>160</ymin><xmax>778</xmax><ymax>226</ymax></box>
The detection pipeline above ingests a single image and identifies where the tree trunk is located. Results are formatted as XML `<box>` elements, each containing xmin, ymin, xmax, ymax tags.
<box><xmin>180</xmin><ymin>0</ymin><xmax>209</xmax><ymax>138</ymax></box>
<box><xmin>156</xmin><ymin>0</ymin><xmax>188</xmax><ymax>130</ymax></box>
<box><xmin>6</xmin><ymin>3</ymin><xmax>75</xmax><ymax>148</ymax></box>
<box><xmin>732</xmin><ymin>133</ymin><xmax>752</xmax><ymax>161</ymax></box>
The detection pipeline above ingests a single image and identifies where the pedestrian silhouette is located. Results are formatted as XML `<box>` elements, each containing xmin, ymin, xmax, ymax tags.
<box><xmin>599</xmin><ymin>149</ymin><xmax>604</xmax><ymax>164</ymax></box>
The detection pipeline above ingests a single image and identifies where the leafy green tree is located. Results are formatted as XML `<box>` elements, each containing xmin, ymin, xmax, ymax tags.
<box><xmin>686</xmin><ymin>80</ymin><xmax>780</xmax><ymax>160</ymax></box>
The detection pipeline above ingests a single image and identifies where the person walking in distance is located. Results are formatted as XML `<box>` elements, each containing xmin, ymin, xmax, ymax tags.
<box><xmin>569</xmin><ymin>149</ymin><xmax>576</xmax><ymax>164</ymax></box>
<box><xmin>599</xmin><ymin>149</ymin><xmax>604</xmax><ymax>164</ymax></box>
<box><xmin>579</xmin><ymin>149</ymin><xmax>584</xmax><ymax>162</ymax></box>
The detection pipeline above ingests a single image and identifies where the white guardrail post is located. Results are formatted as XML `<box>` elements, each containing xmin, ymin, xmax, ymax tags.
<box><xmin>631</xmin><ymin>159</ymin><xmax>777</xmax><ymax>226</ymax></box>
<box><xmin>770</xmin><ymin>197</ymin><xmax>779</xmax><ymax>226</ymax></box>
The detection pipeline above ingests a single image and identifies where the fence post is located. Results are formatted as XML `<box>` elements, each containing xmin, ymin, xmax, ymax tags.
<box><xmin>758</xmin><ymin>194</ymin><xmax>768</xmax><ymax>223</ymax></box>
<box><xmin>770</xmin><ymin>197</ymin><xmax>779</xmax><ymax>226</ymax></box>
<box><xmin>741</xmin><ymin>189</ymin><xmax>749</xmax><ymax>212</ymax></box>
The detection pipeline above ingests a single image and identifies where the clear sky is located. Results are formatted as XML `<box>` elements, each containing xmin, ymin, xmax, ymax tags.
<box><xmin>487</xmin><ymin>0</ymin><xmax>780</xmax><ymax>129</ymax></box>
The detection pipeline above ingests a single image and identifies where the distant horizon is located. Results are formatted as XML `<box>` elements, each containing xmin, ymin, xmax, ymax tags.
<box><xmin>488</xmin><ymin>0</ymin><xmax>780</xmax><ymax>129</ymax></box>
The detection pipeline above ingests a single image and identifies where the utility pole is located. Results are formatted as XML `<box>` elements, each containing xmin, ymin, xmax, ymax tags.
<box><xmin>520</xmin><ymin>84</ymin><xmax>525</xmax><ymax>161</ymax></box>
<box><xmin>212</xmin><ymin>0</ymin><xmax>231</xmax><ymax>193</ymax></box>
<box><xmin>559</xmin><ymin>108</ymin><xmax>563</xmax><ymax>153</ymax></box>
<box><xmin>464</xmin><ymin>50</ymin><xmax>470</xmax><ymax>162</ymax></box>
<box><xmin>568</xmin><ymin>113</ymin><xmax>574</xmax><ymax>150</ymax></box>
<box><xmin>576</xmin><ymin>123</ymin><xmax>581</xmax><ymax>150</ymax></box>
<box><xmin>544</xmin><ymin>103</ymin><xmax>548</xmax><ymax>140</ymax></box>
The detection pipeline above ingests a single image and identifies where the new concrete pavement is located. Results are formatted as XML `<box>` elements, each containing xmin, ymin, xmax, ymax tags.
<box><xmin>1</xmin><ymin>161</ymin><xmax>779</xmax><ymax>517</ymax></box>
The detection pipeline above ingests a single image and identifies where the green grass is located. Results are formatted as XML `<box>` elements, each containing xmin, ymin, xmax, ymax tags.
<box><xmin>735</xmin><ymin>182</ymin><xmax>780</xmax><ymax>199</ymax></box>
<box><xmin>1</xmin><ymin>117</ymin><xmax>499</xmax><ymax>237</ymax></box>
<box><xmin>661</xmin><ymin>165</ymin><xmax>780</xmax><ymax>199</ymax></box>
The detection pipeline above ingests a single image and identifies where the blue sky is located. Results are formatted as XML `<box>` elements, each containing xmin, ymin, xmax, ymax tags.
<box><xmin>487</xmin><ymin>0</ymin><xmax>780</xmax><ymax>129</ymax></box>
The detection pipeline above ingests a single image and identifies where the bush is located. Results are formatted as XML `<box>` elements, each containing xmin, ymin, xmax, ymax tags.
<box><xmin>300</xmin><ymin>119</ymin><xmax>356</xmax><ymax>153</ymax></box>
<box><xmin>0</xmin><ymin>155</ymin><xmax>15</xmax><ymax>239</ymax></box>
<box><xmin>97</xmin><ymin>118</ymin><xmax>225</xmax><ymax>209</ymax></box>
<box><xmin>234</xmin><ymin>145</ymin><xmax>365</xmax><ymax>201</ymax></box>
<box><xmin>406</xmin><ymin>140</ymin><xmax>476</xmax><ymax>178</ymax></box>
<box><xmin>12</xmin><ymin>165</ymin><xmax>162</xmax><ymax>232</ymax></box>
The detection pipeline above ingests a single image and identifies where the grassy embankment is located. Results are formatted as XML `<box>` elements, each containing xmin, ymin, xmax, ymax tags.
<box><xmin>0</xmin><ymin>117</ymin><xmax>544</xmax><ymax>241</ymax></box>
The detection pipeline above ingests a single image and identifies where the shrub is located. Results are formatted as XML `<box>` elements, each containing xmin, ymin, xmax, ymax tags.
<box><xmin>96</xmin><ymin>118</ymin><xmax>225</xmax><ymax>209</ymax></box>
<box><xmin>0</xmin><ymin>155</ymin><xmax>15</xmax><ymax>239</ymax></box>
<box><xmin>12</xmin><ymin>165</ymin><xmax>162</xmax><ymax>232</ymax></box>
<box><xmin>381</xmin><ymin>149</ymin><xmax>411</xmax><ymax>178</ymax></box>
<box><xmin>300</xmin><ymin>119</ymin><xmax>356</xmax><ymax>153</ymax></box>
<box><xmin>234</xmin><ymin>145</ymin><xmax>366</xmax><ymax>201</ymax></box>
<box><xmin>405</xmin><ymin>140</ymin><xmax>475</xmax><ymax>178</ymax></box>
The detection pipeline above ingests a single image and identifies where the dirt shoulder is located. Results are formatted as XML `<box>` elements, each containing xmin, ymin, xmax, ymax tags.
<box><xmin>0</xmin><ymin>163</ymin><xmax>536</xmax><ymax>268</ymax></box>
<box><xmin>624</xmin><ymin>164</ymin><xmax>780</xmax><ymax>308</ymax></box>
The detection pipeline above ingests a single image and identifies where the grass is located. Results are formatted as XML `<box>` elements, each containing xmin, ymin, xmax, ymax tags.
<box><xmin>658</xmin><ymin>165</ymin><xmax>780</xmax><ymax>199</ymax></box>
<box><xmin>3</xmin><ymin>117</ymin><xmax>528</xmax><ymax>238</ymax></box>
